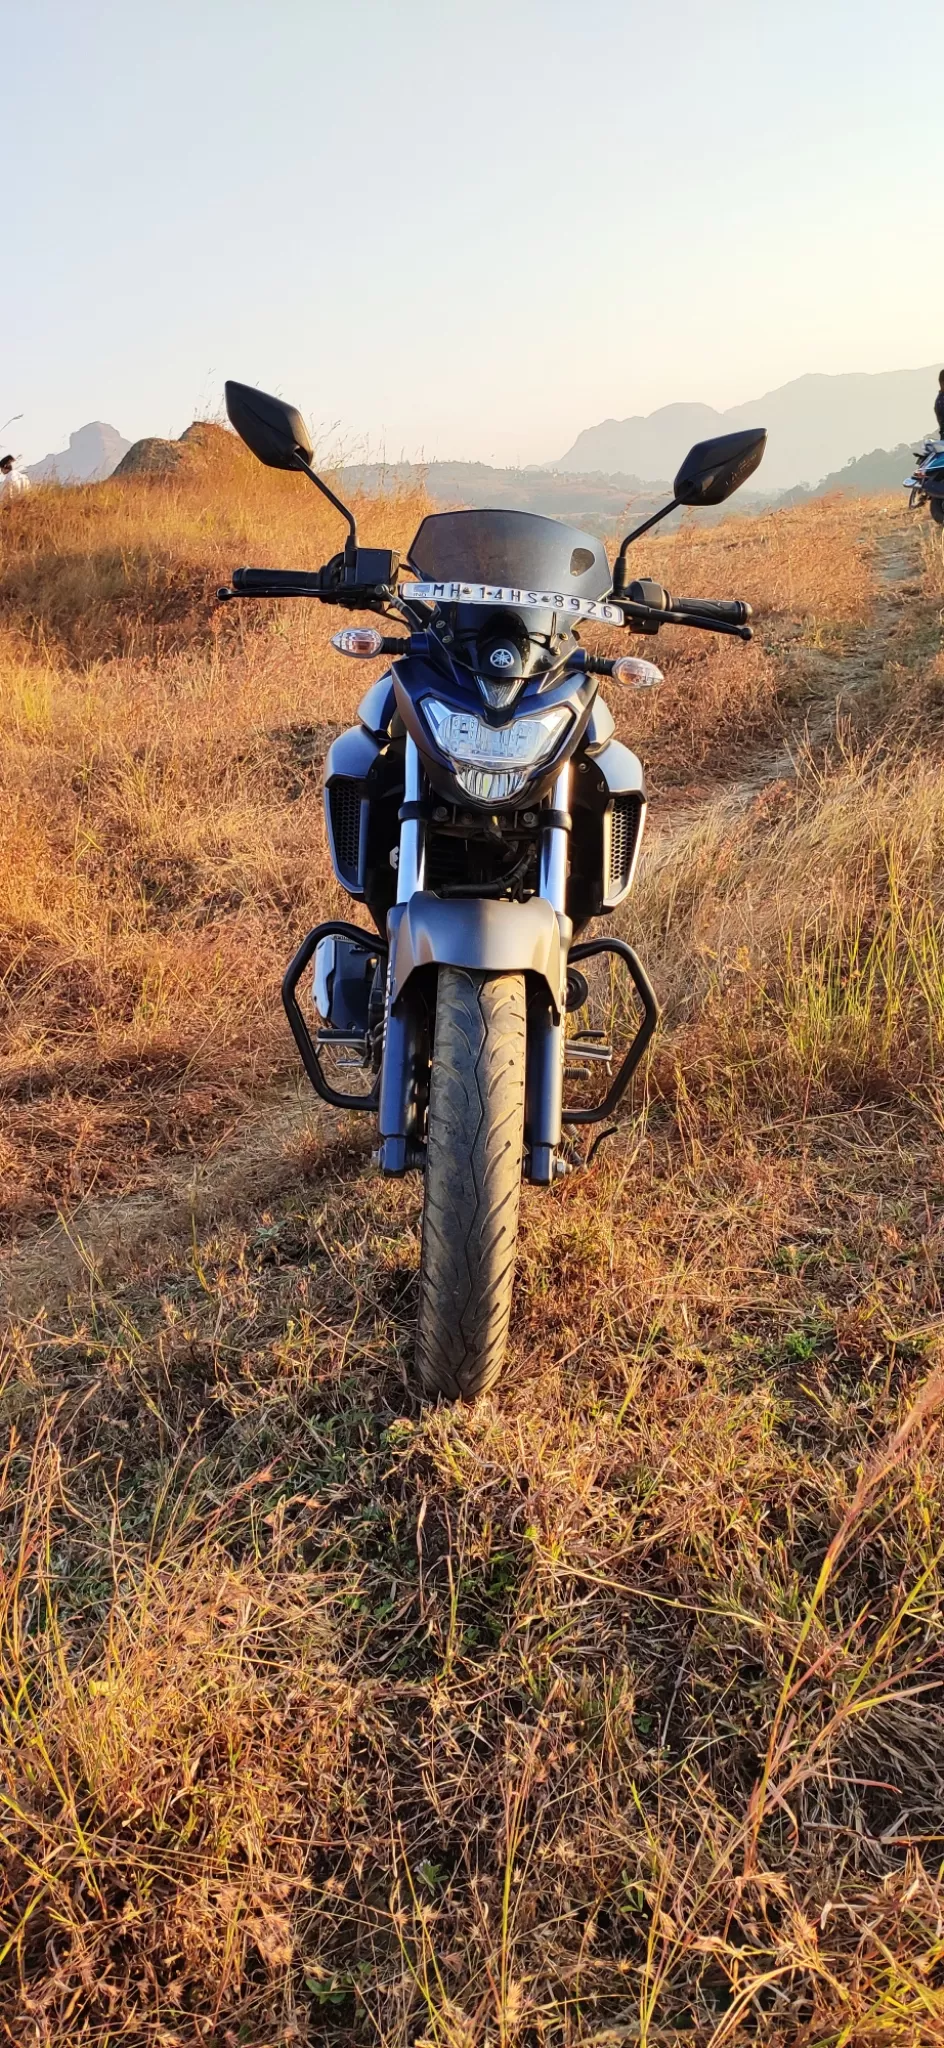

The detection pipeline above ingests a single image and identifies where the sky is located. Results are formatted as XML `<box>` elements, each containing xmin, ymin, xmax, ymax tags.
<box><xmin>5</xmin><ymin>0</ymin><xmax>944</xmax><ymax>469</ymax></box>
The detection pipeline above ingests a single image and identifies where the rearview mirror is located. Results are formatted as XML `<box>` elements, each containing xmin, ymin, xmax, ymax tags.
<box><xmin>224</xmin><ymin>380</ymin><xmax>314</xmax><ymax>471</ymax></box>
<box><xmin>225</xmin><ymin>376</ymin><xmax>360</xmax><ymax>556</ymax></box>
<box><xmin>673</xmin><ymin>428</ymin><xmax>767</xmax><ymax>507</ymax></box>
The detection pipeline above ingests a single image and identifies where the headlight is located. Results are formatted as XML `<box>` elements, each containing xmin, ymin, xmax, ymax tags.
<box><xmin>422</xmin><ymin>699</ymin><xmax>571</xmax><ymax>801</ymax></box>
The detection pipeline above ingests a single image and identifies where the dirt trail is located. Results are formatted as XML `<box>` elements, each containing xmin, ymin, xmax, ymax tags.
<box><xmin>0</xmin><ymin>519</ymin><xmax>926</xmax><ymax>1321</ymax></box>
<box><xmin>649</xmin><ymin>520</ymin><xmax>924</xmax><ymax>845</ymax></box>
<box><xmin>0</xmin><ymin>1086</ymin><xmax>353</xmax><ymax>1319</ymax></box>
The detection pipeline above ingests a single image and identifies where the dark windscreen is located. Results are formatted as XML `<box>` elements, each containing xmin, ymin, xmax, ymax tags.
<box><xmin>408</xmin><ymin>508</ymin><xmax>612</xmax><ymax>599</ymax></box>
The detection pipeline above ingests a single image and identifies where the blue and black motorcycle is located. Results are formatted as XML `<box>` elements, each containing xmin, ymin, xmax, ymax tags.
<box><xmin>220</xmin><ymin>382</ymin><xmax>765</xmax><ymax>1400</ymax></box>
<box><xmin>904</xmin><ymin>439</ymin><xmax>944</xmax><ymax>527</ymax></box>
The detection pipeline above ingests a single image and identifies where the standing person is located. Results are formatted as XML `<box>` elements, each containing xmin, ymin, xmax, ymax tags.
<box><xmin>935</xmin><ymin>369</ymin><xmax>944</xmax><ymax>444</ymax></box>
<box><xmin>0</xmin><ymin>454</ymin><xmax>30</xmax><ymax>501</ymax></box>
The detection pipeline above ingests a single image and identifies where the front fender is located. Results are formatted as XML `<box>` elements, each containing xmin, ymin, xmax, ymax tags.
<box><xmin>388</xmin><ymin>893</ymin><xmax>567</xmax><ymax>1016</ymax></box>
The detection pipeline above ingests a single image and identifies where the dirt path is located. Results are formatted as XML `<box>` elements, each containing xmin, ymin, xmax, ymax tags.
<box><xmin>0</xmin><ymin>517</ymin><xmax>926</xmax><ymax>1322</ymax></box>
<box><xmin>649</xmin><ymin>519</ymin><xmax>924</xmax><ymax>845</ymax></box>
<box><xmin>0</xmin><ymin>1084</ymin><xmax>353</xmax><ymax>1319</ymax></box>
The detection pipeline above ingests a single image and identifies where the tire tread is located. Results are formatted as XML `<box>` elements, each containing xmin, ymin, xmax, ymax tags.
<box><xmin>415</xmin><ymin>969</ymin><xmax>526</xmax><ymax>1401</ymax></box>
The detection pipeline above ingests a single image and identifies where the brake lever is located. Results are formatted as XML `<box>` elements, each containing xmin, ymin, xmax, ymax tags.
<box><xmin>664</xmin><ymin>612</ymin><xmax>753</xmax><ymax>641</ymax></box>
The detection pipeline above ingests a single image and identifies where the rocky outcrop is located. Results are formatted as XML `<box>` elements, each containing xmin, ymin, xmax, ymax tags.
<box><xmin>112</xmin><ymin>422</ymin><xmax>233</xmax><ymax>479</ymax></box>
<box><xmin>111</xmin><ymin>437</ymin><xmax>188</xmax><ymax>478</ymax></box>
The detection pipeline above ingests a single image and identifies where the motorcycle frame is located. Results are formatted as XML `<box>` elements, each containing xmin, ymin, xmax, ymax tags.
<box><xmin>289</xmin><ymin>672</ymin><xmax>659</xmax><ymax>1181</ymax></box>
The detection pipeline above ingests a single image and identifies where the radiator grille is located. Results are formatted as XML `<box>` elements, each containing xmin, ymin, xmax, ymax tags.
<box><xmin>327</xmin><ymin>780</ymin><xmax>364</xmax><ymax>890</ymax></box>
<box><xmin>425</xmin><ymin>834</ymin><xmax>470</xmax><ymax>891</ymax></box>
<box><xmin>425</xmin><ymin>831</ymin><xmax>538</xmax><ymax>897</ymax></box>
<box><xmin>605</xmin><ymin>793</ymin><xmax>643</xmax><ymax>904</ymax></box>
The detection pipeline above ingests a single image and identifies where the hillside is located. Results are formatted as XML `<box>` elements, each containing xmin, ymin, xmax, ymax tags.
<box><xmin>782</xmin><ymin>440</ymin><xmax>923</xmax><ymax>504</ymax></box>
<box><xmin>1</xmin><ymin>442</ymin><xmax>944</xmax><ymax>2040</ymax></box>
<box><xmin>557</xmin><ymin>363</ymin><xmax>941</xmax><ymax>490</ymax></box>
<box><xmin>340</xmin><ymin>457</ymin><xmax>670</xmax><ymax>532</ymax></box>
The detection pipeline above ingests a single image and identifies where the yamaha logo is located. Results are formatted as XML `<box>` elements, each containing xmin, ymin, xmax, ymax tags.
<box><xmin>490</xmin><ymin>646</ymin><xmax>515</xmax><ymax>668</ymax></box>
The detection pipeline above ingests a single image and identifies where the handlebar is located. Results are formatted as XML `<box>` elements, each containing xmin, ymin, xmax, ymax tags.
<box><xmin>220</xmin><ymin>546</ymin><xmax>400</xmax><ymax>606</ymax></box>
<box><xmin>218</xmin><ymin>567</ymin><xmax>753</xmax><ymax>640</ymax></box>
<box><xmin>668</xmin><ymin>594</ymin><xmax>752</xmax><ymax>625</ymax></box>
<box><xmin>232</xmin><ymin>566</ymin><xmax>330</xmax><ymax>594</ymax></box>
<box><xmin>218</xmin><ymin>564</ymin><xmax>384</xmax><ymax>607</ymax></box>
<box><xmin>617</xmin><ymin>578</ymin><xmax>752</xmax><ymax>639</ymax></box>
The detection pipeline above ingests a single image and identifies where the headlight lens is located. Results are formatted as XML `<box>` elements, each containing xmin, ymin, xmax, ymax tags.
<box><xmin>423</xmin><ymin>699</ymin><xmax>571</xmax><ymax>774</ymax></box>
<box><xmin>453</xmin><ymin>768</ymin><xmax>530</xmax><ymax>801</ymax></box>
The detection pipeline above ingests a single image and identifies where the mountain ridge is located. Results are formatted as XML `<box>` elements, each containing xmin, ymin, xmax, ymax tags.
<box><xmin>26</xmin><ymin>421</ymin><xmax>131</xmax><ymax>484</ymax></box>
<box><xmin>554</xmin><ymin>365</ymin><xmax>941</xmax><ymax>491</ymax></box>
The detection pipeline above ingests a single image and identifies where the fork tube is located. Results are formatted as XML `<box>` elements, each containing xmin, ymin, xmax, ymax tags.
<box><xmin>397</xmin><ymin>736</ymin><xmax>426</xmax><ymax>902</ymax></box>
<box><xmin>378</xmin><ymin>737</ymin><xmax>427</xmax><ymax>1174</ymax></box>
<box><xmin>538</xmin><ymin>763</ymin><xmax>571</xmax><ymax>913</ymax></box>
<box><xmin>529</xmin><ymin>763</ymin><xmax>571</xmax><ymax>1183</ymax></box>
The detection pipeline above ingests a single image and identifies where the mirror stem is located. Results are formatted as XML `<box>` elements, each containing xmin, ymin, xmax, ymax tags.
<box><xmin>295</xmin><ymin>455</ymin><xmax>358</xmax><ymax>560</ymax></box>
<box><xmin>612</xmin><ymin>498</ymin><xmax>678</xmax><ymax>592</ymax></box>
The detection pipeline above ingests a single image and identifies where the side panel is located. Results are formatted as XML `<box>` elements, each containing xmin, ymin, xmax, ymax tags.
<box><xmin>584</xmin><ymin>698</ymin><xmax>616</xmax><ymax>752</ymax></box>
<box><xmin>594</xmin><ymin>739</ymin><xmax>647</xmax><ymax>909</ymax></box>
<box><xmin>324</xmin><ymin>725</ymin><xmax>382</xmax><ymax>783</ymax></box>
<box><xmin>593</xmin><ymin>737</ymin><xmax>646</xmax><ymax>796</ymax></box>
<box><xmin>324</xmin><ymin>725</ymin><xmax>382</xmax><ymax>897</ymax></box>
<box><xmin>569</xmin><ymin>737</ymin><xmax>646</xmax><ymax>928</ymax></box>
<box><xmin>356</xmin><ymin>672</ymin><xmax>398</xmax><ymax>737</ymax></box>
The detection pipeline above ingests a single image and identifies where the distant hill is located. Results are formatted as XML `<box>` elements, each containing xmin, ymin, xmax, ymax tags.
<box><xmin>26</xmin><ymin>422</ymin><xmax>130</xmax><ymax>484</ymax></box>
<box><xmin>555</xmin><ymin>366</ymin><xmax>942</xmax><ymax>493</ymax></box>
<box><xmin>780</xmin><ymin>443</ymin><xmax>923</xmax><ymax>505</ymax></box>
<box><xmin>337</xmin><ymin>458</ymin><xmax>770</xmax><ymax>540</ymax></box>
<box><xmin>338</xmin><ymin>458</ymin><xmax>672</xmax><ymax>538</ymax></box>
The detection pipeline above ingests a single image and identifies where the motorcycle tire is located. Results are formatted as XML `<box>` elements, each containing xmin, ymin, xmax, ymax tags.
<box><xmin>415</xmin><ymin>967</ymin><xmax>526</xmax><ymax>1402</ymax></box>
<box><xmin>930</xmin><ymin>498</ymin><xmax>944</xmax><ymax>527</ymax></box>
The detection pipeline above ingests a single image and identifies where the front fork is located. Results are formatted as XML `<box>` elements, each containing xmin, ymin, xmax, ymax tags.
<box><xmin>377</xmin><ymin>738</ymin><xmax>428</xmax><ymax>1172</ymax></box>
<box><xmin>378</xmin><ymin>742</ymin><xmax>572</xmax><ymax>1181</ymax></box>
<box><xmin>529</xmin><ymin>763</ymin><xmax>571</xmax><ymax>1183</ymax></box>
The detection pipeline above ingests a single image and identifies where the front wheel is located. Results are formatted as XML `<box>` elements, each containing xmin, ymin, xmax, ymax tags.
<box><xmin>415</xmin><ymin>968</ymin><xmax>526</xmax><ymax>1401</ymax></box>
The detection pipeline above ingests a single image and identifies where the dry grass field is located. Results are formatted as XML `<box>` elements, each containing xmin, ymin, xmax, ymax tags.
<box><xmin>2</xmin><ymin>440</ymin><xmax>944</xmax><ymax>2044</ymax></box>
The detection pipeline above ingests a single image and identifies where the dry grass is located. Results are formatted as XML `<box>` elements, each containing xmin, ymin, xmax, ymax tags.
<box><xmin>917</xmin><ymin>519</ymin><xmax>944</xmax><ymax>609</ymax></box>
<box><xmin>633</xmin><ymin>740</ymin><xmax>944</xmax><ymax>1111</ymax></box>
<box><xmin>3</xmin><ymin>1119</ymin><xmax>944</xmax><ymax>2042</ymax></box>
<box><xmin>0</xmin><ymin>424</ymin><xmax>415</xmax><ymax>665</ymax></box>
<box><xmin>1</xmin><ymin>455</ymin><xmax>944</xmax><ymax>2042</ymax></box>
<box><xmin>588</xmin><ymin>493</ymin><xmax>877</xmax><ymax>792</ymax></box>
<box><xmin>0</xmin><ymin>438</ymin><xmax>428</xmax><ymax>1231</ymax></box>
<box><xmin>642</xmin><ymin>494</ymin><xmax>878</xmax><ymax>627</ymax></box>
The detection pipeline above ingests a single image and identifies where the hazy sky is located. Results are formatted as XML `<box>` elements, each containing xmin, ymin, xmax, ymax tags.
<box><xmin>5</xmin><ymin>0</ymin><xmax>943</xmax><ymax>467</ymax></box>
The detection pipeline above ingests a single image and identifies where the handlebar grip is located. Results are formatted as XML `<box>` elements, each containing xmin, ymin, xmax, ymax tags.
<box><xmin>232</xmin><ymin>566</ymin><xmax>329</xmax><ymax>594</ymax></box>
<box><xmin>669</xmin><ymin>594</ymin><xmax>752</xmax><ymax>624</ymax></box>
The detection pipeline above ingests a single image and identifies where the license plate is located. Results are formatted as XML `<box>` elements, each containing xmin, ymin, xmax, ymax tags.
<box><xmin>400</xmin><ymin>580</ymin><xmax>624</xmax><ymax>624</ymax></box>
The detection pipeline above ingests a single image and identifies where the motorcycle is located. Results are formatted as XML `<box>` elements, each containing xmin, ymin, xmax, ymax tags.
<box><xmin>219</xmin><ymin>381</ymin><xmax>766</xmax><ymax>1401</ymax></box>
<box><xmin>904</xmin><ymin>439</ymin><xmax>944</xmax><ymax>526</ymax></box>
